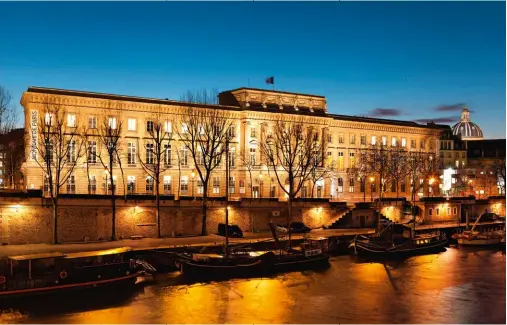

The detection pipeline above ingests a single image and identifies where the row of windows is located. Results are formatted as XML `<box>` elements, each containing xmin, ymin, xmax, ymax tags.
<box><xmin>428</xmin><ymin>207</ymin><xmax>458</xmax><ymax>216</ymax></box>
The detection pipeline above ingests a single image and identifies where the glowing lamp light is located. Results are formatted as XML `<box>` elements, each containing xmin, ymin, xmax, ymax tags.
<box><xmin>14</xmin><ymin>204</ymin><xmax>20</xmax><ymax>212</ymax></box>
<box><xmin>317</xmin><ymin>207</ymin><xmax>322</xmax><ymax>213</ymax></box>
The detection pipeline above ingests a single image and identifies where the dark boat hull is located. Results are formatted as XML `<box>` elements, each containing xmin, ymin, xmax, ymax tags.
<box><xmin>352</xmin><ymin>238</ymin><xmax>448</xmax><ymax>259</ymax></box>
<box><xmin>179</xmin><ymin>258</ymin><xmax>270</xmax><ymax>279</ymax></box>
<box><xmin>0</xmin><ymin>272</ymin><xmax>141</xmax><ymax>300</ymax></box>
<box><xmin>273</xmin><ymin>253</ymin><xmax>330</xmax><ymax>272</ymax></box>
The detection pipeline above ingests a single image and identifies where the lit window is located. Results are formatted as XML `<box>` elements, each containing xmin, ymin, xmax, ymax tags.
<box><xmin>371</xmin><ymin>136</ymin><xmax>377</xmax><ymax>145</ymax></box>
<box><xmin>128</xmin><ymin>118</ymin><xmax>136</xmax><ymax>131</ymax></box>
<box><xmin>428</xmin><ymin>208</ymin><xmax>433</xmax><ymax>216</ymax></box>
<box><xmin>163</xmin><ymin>176</ymin><xmax>172</xmax><ymax>194</ymax></box>
<box><xmin>128</xmin><ymin>143</ymin><xmax>136</xmax><ymax>164</ymax></box>
<box><xmin>401</xmin><ymin>138</ymin><xmax>407</xmax><ymax>147</ymax></box>
<box><xmin>127</xmin><ymin>176</ymin><xmax>136</xmax><ymax>194</ymax></box>
<box><xmin>164</xmin><ymin>121</ymin><xmax>172</xmax><ymax>133</ymax></box>
<box><xmin>181</xmin><ymin>123</ymin><xmax>188</xmax><ymax>134</ymax></box>
<box><xmin>213</xmin><ymin>176</ymin><xmax>220</xmax><ymax>194</ymax></box>
<box><xmin>360</xmin><ymin>135</ymin><xmax>366</xmax><ymax>145</ymax></box>
<box><xmin>338</xmin><ymin>134</ymin><xmax>344</xmax><ymax>144</ymax></box>
<box><xmin>392</xmin><ymin>137</ymin><xmax>397</xmax><ymax>146</ymax></box>
<box><xmin>146</xmin><ymin>120</ymin><xmax>154</xmax><ymax>132</ymax></box>
<box><xmin>88</xmin><ymin>116</ymin><xmax>97</xmax><ymax>129</ymax></box>
<box><xmin>108</xmin><ymin>117</ymin><xmax>117</xmax><ymax>129</ymax></box>
<box><xmin>381</xmin><ymin>136</ymin><xmax>387</xmax><ymax>146</ymax></box>
<box><xmin>45</xmin><ymin>113</ymin><xmax>54</xmax><ymax>126</ymax></box>
<box><xmin>67</xmin><ymin>114</ymin><xmax>76</xmax><ymax>128</ymax></box>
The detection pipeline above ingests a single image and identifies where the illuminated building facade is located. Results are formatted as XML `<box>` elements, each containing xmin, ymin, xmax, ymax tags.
<box><xmin>21</xmin><ymin>86</ymin><xmax>441</xmax><ymax>201</ymax></box>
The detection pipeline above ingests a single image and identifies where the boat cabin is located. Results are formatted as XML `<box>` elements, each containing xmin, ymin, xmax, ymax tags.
<box><xmin>300</xmin><ymin>237</ymin><xmax>329</xmax><ymax>257</ymax></box>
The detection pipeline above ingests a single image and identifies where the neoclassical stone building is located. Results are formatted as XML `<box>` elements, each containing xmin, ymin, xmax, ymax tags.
<box><xmin>21</xmin><ymin>86</ymin><xmax>441</xmax><ymax>201</ymax></box>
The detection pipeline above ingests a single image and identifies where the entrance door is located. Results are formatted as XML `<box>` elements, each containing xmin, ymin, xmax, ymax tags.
<box><xmin>360</xmin><ymin>215</ymin><xmax>366</xmax><ymax>228</ymax></box>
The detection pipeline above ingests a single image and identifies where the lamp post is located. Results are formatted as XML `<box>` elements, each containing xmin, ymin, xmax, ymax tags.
<box><xmin>104</xmin><ymin>169</ymin><xmax>109</xmax><ymax>195</ymax></box>
<box><xmin>259</xmin><ymin>174</ymin><xmax>263</xmax><ymax>199</ymax></box>
<box><xmin>191</xmin><ymin>171</ymin><xmax>195</xmax><ymax>200</ymax></box>
<box><xmin>468</xmin><ymin>179</ymin><xmax>473</xmax><ymax>197</ymax></box>
<box><xmin>370</xmin><ymin>177</ymin><xmax>375</xmax><ymax>202</ymax></box>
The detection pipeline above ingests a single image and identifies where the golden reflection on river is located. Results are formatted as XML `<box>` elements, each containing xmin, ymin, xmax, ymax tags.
<box><xmin>0</xmin><ymin>246</ymin><xmax>505</xmax><ymax>324</ymax></box>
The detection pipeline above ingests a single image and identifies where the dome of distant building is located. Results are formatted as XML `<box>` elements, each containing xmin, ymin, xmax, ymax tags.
<box><xmin>452</xmin><ymin>107</ymin><xmax>484</xmax><ymax>141</ymax></box>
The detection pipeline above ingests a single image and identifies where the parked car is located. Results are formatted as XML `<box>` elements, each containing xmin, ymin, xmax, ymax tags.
<box><xmin>479</xmin><ymin>212</ymin><xmax>500</xmax><ymax>222</ymax></box>
<box><xmin>217</xmin><ymin>223</ymin><xmax>243</xmax><ymax>238</ymax></box>
<box><xmin>276</xmin><ymin>221</ymin><xmax>312</xmax><ymax>234</ymax></box>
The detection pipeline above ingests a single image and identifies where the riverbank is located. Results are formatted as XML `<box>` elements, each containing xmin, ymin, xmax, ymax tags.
<box><xmin>1</xmin><ymin>220</ymin><xmax>503</xmax><ymax>257</ymax></box>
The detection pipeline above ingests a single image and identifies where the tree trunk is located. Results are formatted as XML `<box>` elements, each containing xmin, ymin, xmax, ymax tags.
<box><xmin>110</xmin><ymin>156</ymin><xmax>116</xmax><ymax>241</ymax></box>
<box><xmin>156</xmin><ymin>178</ymin><xmax>161</xmax><ymax>238</ymax></box>
<box><xmin>287</xmin><ymin>195</ymin><xmax>292</xmax><ymax>250</ymax></box>
<box><xmin>249</xmin><ymin>171</ymin><xmax>253</xmax><ymax>203</ymax></box>
<box><xmin>52</xmin><ymin>199</ymin><xmax>58</xmax><ymax>244</ymax></box>
<box><xmin>201</xmin><ymin>184</ymin><xmax>208</xmax><ymax>236</ymax></box>
<box><xmin>363</xmin><ymin>180</ymin><xmax>366</xmax><ymax>202</ymax></box>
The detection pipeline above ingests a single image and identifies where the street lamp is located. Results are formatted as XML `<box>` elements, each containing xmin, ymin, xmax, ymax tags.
<box><xmin>429</xmin><ymin>178</ymin><xmax>435</xmax><ymax>197</ymax></box>
<box><xmin>370</xmin><ymin>177</ymin><xmax>375</xmax><ymax>202</ymax></box>
<box><xmin>104</xmin><ymin>169</ymin><xmax>109</xmax><ymax>195</ymax></box>
<box><xmin>259</xmin><ymin>174</ymin><xmax>263</xmax><ymax>199</ymax></box>
<box><xmin>191</xmin><ymin>171</ymin><xmax>195</xmax><ymax>200</ymax></box>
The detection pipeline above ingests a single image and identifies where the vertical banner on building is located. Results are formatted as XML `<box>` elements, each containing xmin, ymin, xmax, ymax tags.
<box><xmin>30</xmin><ymin>110</ymin><xmax>38</xmax><ymax>161</ymax></box>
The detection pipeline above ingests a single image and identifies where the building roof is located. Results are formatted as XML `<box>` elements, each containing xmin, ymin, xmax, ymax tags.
<box><xmin>221</xmin><ymin>87</ymin><xmax>325</xmax><ymax>98</ymax></box>
<box><xmin>24</xmin><ymin>86</ymin><xmax>442</xmax><ymax>130</ymax></box>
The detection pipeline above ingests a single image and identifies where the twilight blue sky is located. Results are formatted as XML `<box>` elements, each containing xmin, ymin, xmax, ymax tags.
<box><xmin>0</xmin><ymin>1</ymin><xmax>505</xmax><ymax>138</ymax></box>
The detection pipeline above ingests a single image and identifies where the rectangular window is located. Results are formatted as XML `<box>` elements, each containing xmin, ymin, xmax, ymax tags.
<box><xmin>381</xmin><ymin>136</ymin><xmax>387</xmax><ymax>146</ymax></box>
<box><xmin>429</xmin><ymin>141</ymin><xmax>434</xmax><ymax>150</ymax></box>
<box><xmin>401</xmin><ymin>138</ymin><xmax>407</xmax><ymax>148</ymax></box>
<box><xmin>88</xmin><ymin>141</ymin><xmax>97</xmax><ymax>163</ymax></box>
<box><xmin>67</xmin><ymin>114</ymin><xmax>76</xmax><ymax>128</ymax></box>
<box><xmin>164</xmin><ymin>144</ymin><xmax>171</xmax><ymax>165</ymax></box>
<box><xmin>447</xmin><ymin>207</ymin><xmax>451</xmax><ymax>215</ymax></box>
<box><xmin>349</xmin><ymin>134</ymin><xmax>356</xmax><ymax>145</ymax></box>
<box><xmin>411</xmin><ymin>139</ymin><xmax>416</xmax><ymax>149</ymax></box>
<box><xmin>128</xmin><ymin>118</ymin><xmax>136</xmax><ymax>131</ymax></box>
<box><xmin>163</xmin><ymin>176</ymin><xmax>171</xmax><ymax>194</ymax></box>
<box><xmin>197</xmin><ymin>179</ymin><xmax>204</xmax><ymax>194</ymax></box>
<box><xmin>67</xmin><ymin>140</ymin><xmax>76</xmax><ymax>163</ymax></box>
<box><xmin>338</xmin><ymin>152</ymin><xmax>344</xmax><ymax>169</ymax></box>
<box><xmin>146</xmin><ymin>120</ymin><xmax>154</xmax><ymax>132</ymax></box>
<box><xmin>127</xmin><ymin>142</ymin><xmax>136</xmax><ymax>164</ymax></box>
<box><xmin>360</xmin><ymin>181</ymin><xmax>365</xmax><ymax>193</ymax></box>
<box><xmin>239</xmin><ymin>180</ymin><xmax>245</xmax><ymax>194</ymax></box>
<box><xmin>360</xmin><ymin>135</ymin><xmax>366</xmax><ymax>145</ymax></box>
<box><xmin>127</xmin><ymin>176</ymin><xmax>136</xmax><ymax>194</ymax></box>
<box><xmin>453</xmin><ymin>207</ymin><xmax>457</xmax><ymax>215</ymax></box>
<box><xmin>213</xmin><ymin>176</ymin><xmax>220</xmax><ymax>194</ymax></box>
<box><xmin>429</xmin><ymin>208</ymin><xmax>433</xmax><ymax>216</ymax></box>
<box><xmin>371</xmin><ymin>136</ymin><xmax>377</xmax><ymax>145</ymax></box>
<box><xmin>327</xmin><ymin>134</ymin><xmax>332</xmax><ymax>143</ymax></box>
<box><xmin>45</xmin><ymin>112</ymin><xmax>54</xmax><ymax>126</ymax></box>
<box><xmin>250</xmin><ymin>127</ymin><xmax>257</xmax><ymax>138</ymax></box>
<box><xmin>181</xmin><ymin>123</ymin><xmax>188</xmax><ymax>134</ymax></box>
<box><xmin>164</xmin><ymin>121</ymin><xmax>172</xmax><ymax>133</ymax></box>
<box><xmin>250</xmin><ymin>147</ymin><xmax>256</xmax><ymax>165</ymax></box>
<box><xmin>229</xmin><ymin>147</ymin><xmax>235</xmax><ymax>168</ymax></box>
<box><xmin>391</xmin><ymin>179</ymin><xmax>396</xmax><ymax>192</ymax></box>
<box><xmin>436</xmin><ymin>208</ymin><xmax>439</xmax><ymax>216</ymax></box>
<box><xmin>339</xmin><ymin>134</ymin><xmax>344</xmax><ymax>144</ymax></box>
<box><xmin>349</xmin><ymin>152</ymin><xmax>355</xmax><ymax>167</ymax></box>
<box><xmin>108</xmin><ymin>117</ymin><xmax>117</xmax><ymax>130</ymax></box>
<box><xmin>349</xmin><ymin>178</ymin><xmax>354</xmax><ymax>193</ymax></box>
<box><xmin>180</xmin><ymin>176</ymin><xmax>189</xmax><ymax>193</ymax></box>
<box><xmin>338</xmin><ymin>178</ymin><xmax>343</xmax><ymax>193</ymax></box>
<box><xmin>88</xmin><ymin>175</ymin><xmax>97</xmax><ymax>194</ymax></box>
<box><xmin>420</xmin><ymin>140</ymin><xmax>425</xmax><ymax>149</ymax></box>
<box><xmin>181</xmin><ymin>146</ymin><xmax>188</xmax><ymax>166</ymax></box>
<box><xmin>146</xmin><ymin>176</ymin><xmax>153</xmax><ymax>193</ymax></box>
<box><xmin>392</xmin><ymin>137</ymin><xmax>397</xmax><ymax>146</ymax></box>
<box><xmin>146</xmin><ymin>143</ymin><xmax>154</xmax><ymax>164</ymax></box>
<box><xmin>88</xmin><ymin>116</ymin><xmax>97</xmax><ymax>129</ymax></box>
<box><xmin>229</xmin><ymin>176</ymin><xmax>235</xmax><ymax>194</ymax></box>
<box><xmin>228</xmin><ymin>126</ymin><xmax>235</xmax><ymax>138</ymax></box>
<box><xmin>401</xmin><ymin>180</ymin><xmax>406</xmax><ymax>193</ymax></box>
<box><xmin>66</xmin><ymin>174</ymin><xmax>76</xmax><ymax>194</ymax></box>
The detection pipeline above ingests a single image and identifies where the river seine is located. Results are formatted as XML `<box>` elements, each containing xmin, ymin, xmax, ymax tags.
<box><xmin>0</xmin><ymin>246</ymin><xmax>505</xmax><ymax>324</ymax></box>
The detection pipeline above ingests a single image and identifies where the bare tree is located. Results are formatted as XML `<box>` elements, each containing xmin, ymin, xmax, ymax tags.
<box><xmin>138</xmin><ymin>107</ymin><xmax>173</xmax><ymax>238</ymax></box>
<box><xmin>347</xmin><ymin>148</ymin><xmax>371</xmax><ymax>202</ymax></box>
<box><xmin>0</xmin><ymin>86</ymin><xmax>17</xmax><ymax>134</ymax></box>
<box><xmin>36</xmin><ymin>99</ymin><xmax>84</xmax><ymax>244</ymax></box>
<box><xmin>492</xmin><ymin>158</ymin><xmax>506</xmax><ymax>196</ymax></box>
<box><xmin>387</xmin><ymin>143</ymin><xmax>409</xmax><ymax>200</ymax></box>
<box><xmin>239</xmin><ymin>148</ymin><xmax>255</xmax><ymax>201</ymax></box>
<box><xmin>308</xmin><ymin>138</ymin><xmax>331</xmax><ymax>198</ymax></box>
<box><xmin>259</xmin><ymin>119</ymin><xmax>324</xmax><ymax>247</ymax></box>
<box><xmin>176</xmin><ymin>90</ymin><xmax>232</xmax><ymax>235</ymax></box>
<box><xmin>96</xmin><ymin>105</ymin><xmax>123</xmax><ymax>241</ymax></box>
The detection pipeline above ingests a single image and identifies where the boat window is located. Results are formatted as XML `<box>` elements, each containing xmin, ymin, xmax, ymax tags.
<box><xmin>428</xmin><ymin>208</ymin><xmax>433</xmax><ymax>216</ymax></box>
<box><xmin>436</xmin><ymin>208</ymin><xmax>440</xmax><ymax>216</ymax></box>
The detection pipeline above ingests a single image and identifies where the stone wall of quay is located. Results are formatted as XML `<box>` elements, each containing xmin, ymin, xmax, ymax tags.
<box><xmin>0</xmin><ymin>197</ymin><xmax>345</xmax><ymax>245</ymax></box>
<box><xmin>0</xmin><ymin>196</ymin><xmax>504</xmax><ymax>245</ymax></box>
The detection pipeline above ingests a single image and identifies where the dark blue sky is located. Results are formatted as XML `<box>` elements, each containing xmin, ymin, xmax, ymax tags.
<box><xmin>1</xmin><ymin>1</ymin><xmax>505</xmax><ymax>138</ymax></box>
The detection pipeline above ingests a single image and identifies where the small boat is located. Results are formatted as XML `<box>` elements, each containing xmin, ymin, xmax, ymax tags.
<box><xmin>454</xmin><ymin>213</ymin><xmax>506</xmax><ymax>246</ymax></box>
<box><xmin>176</xmin><ymin>251</ymin><xmax>275</xmax><ymax>279</ymax></box>
<box><xmin>268</xmin><ymin>223</ymin><xmax>330</xmax><ymax>271</ymax></box>
<box><xmin>350</xmin><ymin>223</ymin><xmax>447</xmax><ymax>258</ymax></box>
<box><xmin>0</xmin><ymin>247</ymin><xmax>150</xmax><ymax>300</ymax></box>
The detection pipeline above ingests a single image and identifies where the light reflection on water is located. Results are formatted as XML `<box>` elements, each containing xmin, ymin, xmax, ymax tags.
<box><xmin>0</xmin><ymin>246</ymin><xmax>505</xmax><ymax>324</ymax></box>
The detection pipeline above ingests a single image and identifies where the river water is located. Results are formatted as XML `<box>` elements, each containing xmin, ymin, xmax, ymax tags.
<box><xmin>0</xmin><ymin>246</ymin><xmax>505</xmax><ymax>324</ymax></box>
